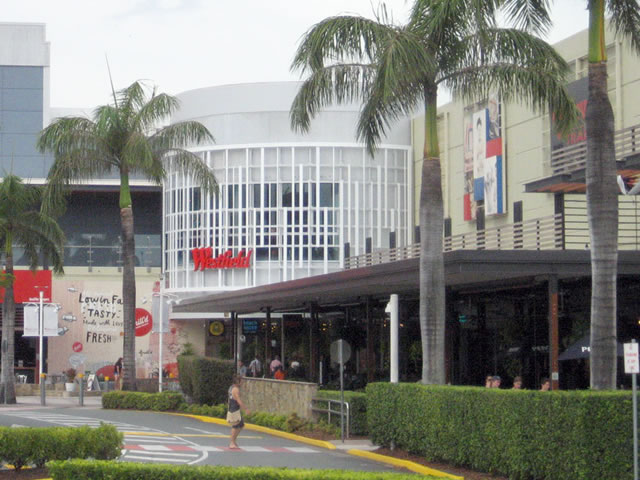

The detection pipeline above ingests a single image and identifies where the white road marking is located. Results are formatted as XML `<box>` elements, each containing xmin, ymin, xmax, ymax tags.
<box><xmin>124</xmin><ymin>455</ymin><xmax>191</xmax><ymax>463</ymax></box>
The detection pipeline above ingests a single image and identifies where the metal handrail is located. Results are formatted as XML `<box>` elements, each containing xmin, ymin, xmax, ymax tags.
<box><xmin>311</xmin><ymin>397</ymin><xmax>350</xmax><ymax>438</ymax></box>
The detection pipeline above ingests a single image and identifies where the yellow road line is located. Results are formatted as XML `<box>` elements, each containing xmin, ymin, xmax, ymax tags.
<box><xmin>347</xmin><ymin>450</ymin><xmax>464</xmax><ymax>479</ymax></box>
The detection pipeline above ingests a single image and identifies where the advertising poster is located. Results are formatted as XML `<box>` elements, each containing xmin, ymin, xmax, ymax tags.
<box><xmin>463</xmin><ymin>94</ymin><xmax>505</xmax><ymax>219</ymax></box>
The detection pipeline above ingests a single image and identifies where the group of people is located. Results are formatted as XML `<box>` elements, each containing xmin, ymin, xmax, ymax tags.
<box><xmin>485</xmin><ymin>374</ymin><xmax>551</xmax><ymax>391</ymax></box>
<box><xmin>238</xmin><ymin>355</ymin><xmax>304</xmax><ymax>381</ymax></box>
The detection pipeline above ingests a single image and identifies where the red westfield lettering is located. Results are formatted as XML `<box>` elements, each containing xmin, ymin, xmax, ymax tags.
<box><xmin>192</xmin><ymin>248</ymin><xmax>253</xmax><ymax>271</ymax></box>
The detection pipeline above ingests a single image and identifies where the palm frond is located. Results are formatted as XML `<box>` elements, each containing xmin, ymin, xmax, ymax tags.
<box><xmin>608</xmin><ymin>0</ymin><xmax>640</xmax><ymax>54</ymax></box>
<box><xmin>123</xmin><ymin>132</ymin><xmax>155</xmax><ymax>174</ymax></box>
<box><xmin>149</xmin><ymin>121</ymin><xmax>215</xmax><ymax>151</ymax></box>
<box><xmin>290</xmin><ymin>64</ymin><xmax>378</xmax><ymax>133</ymax></box>
<box><xmin>163</xmin><ymin>150</ymin><xmax>218</xmax><ymax>195</ymax></box>
<box><xmin>441</xmin><ymin>28</ymin><xmax>569</xmax><ymax>81</ymax></box>
<box><xmin>357</xmin><ymin>28</ymin><xmax>434</xmax><ymax>154</ymax></box>
<box><xmin>292</xmin><ymin>15</ymin><xmax>397</xmax><ymax>74</ymax></box>
<box><xmin>11</xmin><ymin>211</ymin><xmax>65</xmax><ymax>273</ymax></box>
<box><xmin>134</xmin><ymin>92</ymin><xmax>180</xmax><ymax>133</ymax></box>
<box><xmin>117</xmin><ymin>81</ymin><xmax>150</xmax><ymax>117</ymax></box>
<box><xmin>499</xmin><ymin>0</ymin><xmax>552</xmax><ymax>35</ymax></box>
<box><xmin>448</xmin><ymin>63</ymin><xmax>580</xmax><ymax>135</ymax></box>
<box><xmin>411</xmin><ymin>0</ymin><xmax>498</xmax><ymax>47</ymax></box>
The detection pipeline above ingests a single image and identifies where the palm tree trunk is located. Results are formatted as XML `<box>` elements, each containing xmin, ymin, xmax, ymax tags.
<box><xmin>419</xmin><ymin>85</ymin><xmax>446</xmax><ymax>384</ymax></box>
<box><xmin>0</xmin><ymin>251</ymin><xmax>17</xmax><ymax>403</ymax></box>
<box><xmin>121</xmin><ymin>206</ymin><xmax>137</xmax><ymax>391</ymax></box>
<box><xmin>587</xmin><ymin>0</ymin><xmax>618</xmax><ymax>390</ymax></box>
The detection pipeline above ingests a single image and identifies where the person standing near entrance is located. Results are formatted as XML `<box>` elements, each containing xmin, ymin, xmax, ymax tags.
<box><xmin>249</xmin><ymin>356</ymin><xmax>262</xmax><ymax>377</ymax></box>
<box><xmin>114</xmin><ymin>357</ymin><xmax>123</xmax><ymax>389</ymax></box>
<box><xmin>228</xmin><ymin>374</ymin><xmax>250</xmax><ymax>449</ymax></box>
<box><xmin>269</xmin><ymin>355</ymin><xmax>282</xmax><ymax>377</ymax></box>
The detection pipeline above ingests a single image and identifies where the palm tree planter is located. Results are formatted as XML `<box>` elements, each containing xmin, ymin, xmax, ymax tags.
<box><xmin>290</xmin><ymin>0</ymin><xmax>579</xmax><ymax>383</ymax></box>
<box><xmin>0</xmin><ymin>175</ymin><xmax>64</xmax><ymax>404</ymax></box>
<box><xmin>38</xmin><ymin>81</ymin><xmax>218</xmax><ymax>391</ymax></box>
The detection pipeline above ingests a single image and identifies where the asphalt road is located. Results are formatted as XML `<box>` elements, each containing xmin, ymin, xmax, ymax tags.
<box><xmin>0</xmin><ymin>406</ymin><xmax>402</xmax><ymax>474</ymax></box>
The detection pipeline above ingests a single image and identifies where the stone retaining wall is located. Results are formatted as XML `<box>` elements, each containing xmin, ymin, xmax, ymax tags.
<box><xmin>242</xmin><ymin>377</ymin><xmax>317</xmax><ymax>420</ymax></box>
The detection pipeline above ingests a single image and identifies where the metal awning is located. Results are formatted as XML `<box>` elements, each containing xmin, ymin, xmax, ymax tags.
<box><xmin>173</xmin><ymin>250</ymin><xmax>640</xmax><ymax>315</ymax></box>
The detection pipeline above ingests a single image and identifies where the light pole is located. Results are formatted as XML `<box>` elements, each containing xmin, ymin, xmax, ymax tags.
<box><xmin>34</xmin><ymin>286</ymin><xmax>49</xmax><ymax>382</ymax></box>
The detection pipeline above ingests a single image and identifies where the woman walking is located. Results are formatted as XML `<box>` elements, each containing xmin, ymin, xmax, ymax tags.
<box><xmin>228</xmin><ymin>374</ymin><xmax>250</xmax><ymax>449</ymax></box>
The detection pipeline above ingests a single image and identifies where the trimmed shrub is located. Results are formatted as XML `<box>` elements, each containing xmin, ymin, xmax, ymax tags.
<box><xmin>367</xmin><ymin>382</ymin><xmax>633</xmax><ymax>480</ymax></box>
<box><xmin>102</xmin><ymin>391</ymin><xmax>185</xmax><ymax>411</ymax></box>
<box><xmin>47</xmin><ymin>460</ymin><xmax>426</xmax><ymax>479</ymax></box>
<box><xmin>316</xmin><ymin>390</ymin><xmax>368</xmax><ymax>435</ymax></box>
<box><xmin>0</xmin><ymin>424</ymin><xmax>122</xmax><ymax>471</ymax></box>
<box><xmin>178</xmin><ymin>355</ymin><xmax>234</xmax><ymax>405</ymax></box>
<box><xmin>179</xmin><ymin>403</ymin><xmax>227</xmax><ymax>418</ymax></box>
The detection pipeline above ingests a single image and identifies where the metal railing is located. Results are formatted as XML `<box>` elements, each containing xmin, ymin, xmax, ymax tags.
<box><xmin>345</xmin><ymin>214</ymin><xmax>564</xmax><ymax>269</ymax></box>
<box><xmin>551</xmin><ymin>123</ymin><xmax>640</xmax><ymax>175</ymax></box>
<box><xmin>311</xmin><ymin>398</ymin><xmax>350</xmax><ymax>438</ymax></box>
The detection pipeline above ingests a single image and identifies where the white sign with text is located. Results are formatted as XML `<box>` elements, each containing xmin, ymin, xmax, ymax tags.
<box><xmin>624</xmin><ymin>342</ymin><xmax>639</xmax><ymax>374</ymax></box>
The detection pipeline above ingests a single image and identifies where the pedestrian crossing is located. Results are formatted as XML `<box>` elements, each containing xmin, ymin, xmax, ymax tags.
<box><xmin>125</xmin><ymin>444</ymin><xmax>319</xmax><ymax>453</ymax></box>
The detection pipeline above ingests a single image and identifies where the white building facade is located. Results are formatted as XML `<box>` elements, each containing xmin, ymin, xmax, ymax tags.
<box><xmin>164</xmin><ymin>82</ymin><xmax>412</xmax><ymax>297</ymax></box>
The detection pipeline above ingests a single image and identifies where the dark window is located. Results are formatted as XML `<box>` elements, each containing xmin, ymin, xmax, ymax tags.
<box><xmin>282</xmin><ymin>183</ymin><xmax>292</xmax><ymax>207</ymax></box>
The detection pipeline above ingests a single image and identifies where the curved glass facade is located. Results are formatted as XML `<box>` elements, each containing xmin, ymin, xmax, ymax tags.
<box><xmin>165</xmin><ymin>143</ymin><xmax>411</xmax><ymax>292</ymax></box>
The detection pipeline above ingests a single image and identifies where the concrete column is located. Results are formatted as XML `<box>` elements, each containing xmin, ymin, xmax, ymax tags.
<box><xmin>388</xmin><ymin>294</ymin><xmax>399</xmax><ymax>383</ymax></box>
<box><xmin>548</xmin><ymin>276</ymin><xmax>560</xmax><ymax>390</ymax></box>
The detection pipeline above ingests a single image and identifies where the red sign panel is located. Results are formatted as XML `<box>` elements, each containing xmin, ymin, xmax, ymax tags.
<box><xmin>0</xmin><ymin>270</ymin><xmax>52</xmax><ymax>303</ymax></box>
<box><xmin>191</xmin><ymin>248</ymin><xmax>252</xmax><ymax>271</ymax></box>
<box><xmin>135</xmin><ymin>308</ymin><xmax>153</xmax><ymax>337</ymax></box>
<box><xmin>72</xmin><ymin>342</ymin><xmax>83</xmax><ymax>353</ymax></box>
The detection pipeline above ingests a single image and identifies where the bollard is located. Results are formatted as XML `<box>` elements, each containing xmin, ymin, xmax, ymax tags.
<box><xmin>105</xmin><ymin>376</ymin><xmax>109</xmax><ymax>392</ymax></box>
<box><xmin>78</xmin><ymin>373</ymin><xmax>84</xmax><ymax>406</ymax></box>
<box><xmin>40</xmin><ymin>373</ymin><xmax>46</xmax><ymax>406</ymax></box>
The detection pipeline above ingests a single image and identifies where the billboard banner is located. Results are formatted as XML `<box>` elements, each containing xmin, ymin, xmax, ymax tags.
<box><xmin>463</xmin><ymin>94</ymin><xmax>505</xmax><ymax>219</ymax></box>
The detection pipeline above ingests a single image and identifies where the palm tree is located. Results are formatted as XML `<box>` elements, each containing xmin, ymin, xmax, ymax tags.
<box><xmin>0</xmin><ymin>174</ymin><xmax>64</xmax><ymax>404</ymax></box>
<box><xmin>290</xmin><ymin>0</ymin><xmax>579</xmax><ymax>383</ymax></box>
<box><xmin>582</xmin><ymin>0</ymin><xmax>639</xmax><ymax>389</ymax></box>
<box><xmin>506</xmin><ymin>0</ymin><xmax>640</xmax><ymax>389</ymax></box>
<box><xmin>37</xmin><ymin>81</ymin><xmax>218</xmax><ymax>390</ymax></box>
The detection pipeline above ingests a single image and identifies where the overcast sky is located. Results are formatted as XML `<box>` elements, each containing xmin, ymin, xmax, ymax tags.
<box><xmin>4</xmin><ymin>0</ymin><xmax>589</xmax><ymax>109</ymax></box>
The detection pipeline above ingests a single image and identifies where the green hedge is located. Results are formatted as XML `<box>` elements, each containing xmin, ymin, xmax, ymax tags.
<box><xmin>102</xmin><ymin>391</ymin><xmax>185</xmax><ymax>411</ymax></box>
<box><xmin>316</xmin><ymin>390</ymin><xmax>368</xmax><ymax>435</ymax></box>
<box><xmin>367</xmin><ymin>383</ymin><xmax>633</xmax><ymax>480</ymax></box>
<box><xmin>0</xmin><ymin>424</ymin><xmax>122</xmax><ymax>470</ymax></box>
<box><xmin>48</xmin><ymin>460</ymin><xmax>426</xmax><ymax>479</ymax></box>
<box><xmin>178</xmin><ymin>355</ymin><xmax>234</xmax><ymax>404</ymax></box>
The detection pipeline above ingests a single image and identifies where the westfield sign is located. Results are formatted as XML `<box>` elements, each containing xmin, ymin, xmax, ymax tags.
<box><xmin>192</xmin><ymin>248</ymin><xmax>253</xmax><ymax>271</ymax></box>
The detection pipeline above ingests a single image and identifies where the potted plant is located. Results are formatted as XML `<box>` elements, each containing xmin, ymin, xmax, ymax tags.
<box><xmin>64</xmin><ymin>368</ymin><xmax>77</xmax><ymax>392</ymax></box>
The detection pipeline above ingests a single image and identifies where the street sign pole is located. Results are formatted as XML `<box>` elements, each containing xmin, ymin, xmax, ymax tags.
<box><xmin>625</xmin><ymin>339</ymin><xmax>639</xmax><ymax>480</ymax></box>
<box><xmin>633</xmin><ymin>368</ymin><xmax>637</xmax><ymax>480</ymax></box>
<box><xmin>339</xmin><ymin>338</ymin><xmax>344</xmax><ymax>444</ymax></box>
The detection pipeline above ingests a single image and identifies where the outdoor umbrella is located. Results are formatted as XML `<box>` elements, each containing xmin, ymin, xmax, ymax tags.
<box><xmin>558</xmin><ymin>334</ymin><xmax>624</xmax><ymax>361</ymax></box>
